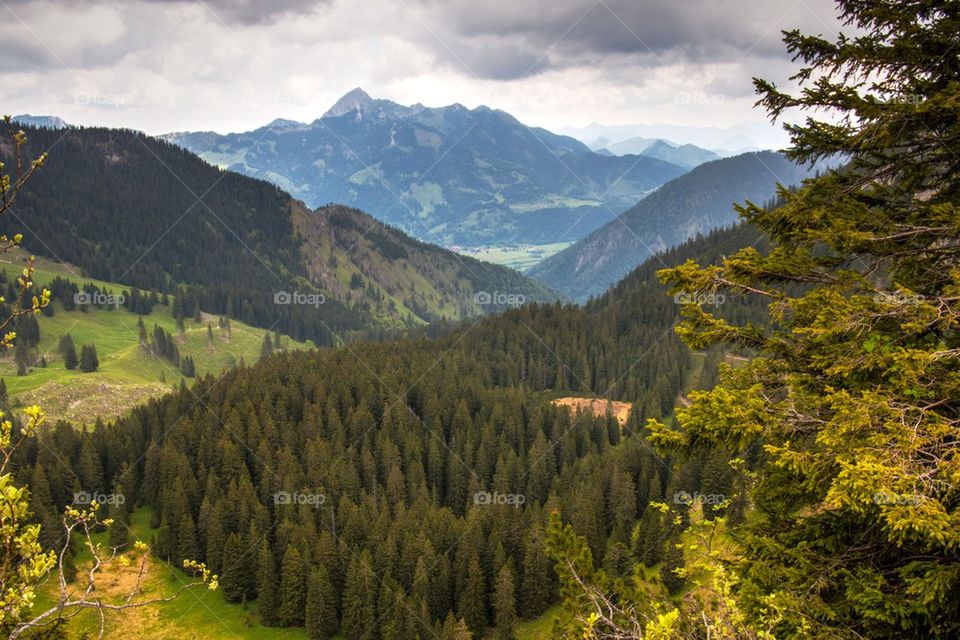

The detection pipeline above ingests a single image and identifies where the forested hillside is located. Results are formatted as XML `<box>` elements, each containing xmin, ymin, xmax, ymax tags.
<box><xmin>12</xmin><ymin>221</ymin><xmax>767</xmax><ymax>638</ymax></box>
<box><xmin>2</xmin><ymin>3</ymin><xmax>955</xmax><ymax>640</ymax></box>
<box><xmin>0</xmin><ymin>124</ymin><xmax>557</xmax><ymax>340</ymax></box>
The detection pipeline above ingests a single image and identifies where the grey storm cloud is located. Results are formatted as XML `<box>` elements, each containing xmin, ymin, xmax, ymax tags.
<box><xmin>0</xmin><ymin>0</ymin><xmax>842</xmax><ymax>79</ymax></box>
<box><xmin>2</xmin><ymin>0</ymin><xmax>329</xmax><ymax>25</ymax></box>
<box><xmin>142</xmin><ymin>0</ymin><xmax>329</xmax><ymax>24</ymax></box>
<box><xmin>414</xmin><ymin>0</ymin><xmax>842</xmax><ymax>80</ymax></box>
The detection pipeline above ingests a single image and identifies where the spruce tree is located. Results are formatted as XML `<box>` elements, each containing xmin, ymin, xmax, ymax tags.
<box><xmin>176</xmin><ymin>514</ymin><xmax>199</xmax><ymax>565</ymax></box>
<box><xmin>305</xmin><ymin>565</ymin><xmax>337</xmax><ymax>640</ymax></box>
<box><xmin>658</xmin><ymin>539</ymin><xmax>684</xmax><ymax>595</ymax></box>
<box><xmin>278</xmin><ymin>545</ymin><xmax>306</xmax><ymax>627</ymax></box>
<box><xmin>493</xmin><ymin>564</ymin><xmax>516</xmax><ymax>639</ymax></box>
<box><xmin>14</xmin><ymin>338</ymin><xmax>30</xmax><ymax>376</ymax></box>
<box><xmin>62</xmin><ymin>337</ymin><xmax>78</xmax><ymax>370</ymax></box>
<box><xmin>458</xmin><ymin>554</ymin><xmax>487</xmax><ymax>638</ymax></box>
<box><xmin>79</xmin><ymin>344</ymin><xmax>98</xmax><ymax>372</ymax></box>
<box><xmin>220</xmin><ymin>533</ymin><xmax>254</xmax><ymax>603</ymax></box>
<box><xmin>180</xmin><ymin>355</ymin><xmax>196</xmax><ymax>378</ymax></box>
<box><xmin>107</xmin><ymin>498</ymin><xmax>129</xmax><ymax>548</ymax></box>
<box><xmin>440</xmin><ymin>612</ymin><xmax>473</xmax><ymax>640</ymax></box>
<box><xmin>519</xmin><ymin>527</ymin><xmax>551</xmax><ymax>616</ymax></box>
<box><xmin>256</xmin><ymin>540</ymin><xmax>279</xmax><ymax>627</ymax></box>
<box><xmin>341</xmin><ymin>552</ymin><xmax>377</xmax><ymax>640</ymax></box>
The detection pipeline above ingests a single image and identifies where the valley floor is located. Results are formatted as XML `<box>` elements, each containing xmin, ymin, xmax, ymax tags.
<box><xmin>452</xmin><ymin>242</ymin><xmax>573</xmax><ymax>272</ymax></box>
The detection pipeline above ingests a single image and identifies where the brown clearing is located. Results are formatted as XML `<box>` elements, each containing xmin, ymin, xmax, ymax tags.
<box><xmin>552</xmin><ymin>396</ymin><xmax>632</xmax><ymax>425</ymax></box>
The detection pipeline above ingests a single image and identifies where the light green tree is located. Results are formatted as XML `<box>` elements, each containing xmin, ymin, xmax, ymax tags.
<box><xmin>650</xmin><ymin>1</ymin><xmax>960</xmax><ymax>637</ymax></box>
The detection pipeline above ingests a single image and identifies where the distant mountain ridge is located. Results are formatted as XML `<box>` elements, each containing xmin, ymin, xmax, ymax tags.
<box><xmin>588</xmin><ymin>136</ymin><xmax>719</xmax><ymax>168</ymax></box>
<box><xmin>528</xmin><ymin>151</ymin><xmax>819</xmax><ymax>301</ymax></box>
<box><xmin>12</xmin><ymin>114</ymin><xmax>69</xmax><ymax>129</ymax></box>
<box><xmin>292</xmin><ymin>202</ymin><xmax>559</xmax><ymax>322</ymax></box>
<box><xmin>640</xmin><ymin>139</ymin><xmax>719</xmax><ymax>168</ymax></box>
<box><xmin>562</xmin><ymin>120</ymin><xmax>785</xmax><ymax>154</ymax></box>
<box><xmin>162</xmin><ymin>89</ymin><xmax>687</xmax><ymax>247</ymax></box>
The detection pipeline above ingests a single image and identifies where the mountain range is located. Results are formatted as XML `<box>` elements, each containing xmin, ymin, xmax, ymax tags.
<box><xmin>560</xmin><ymin>120</ymin><xmax>788</xmax><ymax>155</ymax></box>
<box><xmin>162</xmin><ymin>89</ymin><xmax>687</xmax><ymax>247</ymax></box>
<box><xmin>528</xmin><ymin>151</ymin><xmax>819</xmax><ymax>301</ymax></box>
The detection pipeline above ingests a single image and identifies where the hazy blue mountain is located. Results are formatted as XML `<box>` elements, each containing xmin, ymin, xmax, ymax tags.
<box><xmin>528</xmin><ymin>151</ymin><xmax>818</xmax><ymax>301</ymax></box>
<box><xmin>162</xmin><ymin>89</ymin><xmax>686</xmax><ymax>247</ymax></box>
<box><xmin>627</xmin><ymin>139</ymin><xmax>719</xmax><ymax>168</ymax></box>
<box><xmin>587</xmin><ymin>135</ymin><xmax>617</xmax><ymax>150</ymax></box>
<box><xmin>588</xmin><ymin>135</ymin><xmax>719</xmax><ymax>169</ymax></box>
<box><xmin>560</xmin><ymin>120</ymin><xmax>786</xmax><ymax>153</ymax></box>
<box><xmin>595</xmin><ymin>136</ymin><xmax>656</xmax><ymax>154</ymax></box>
<box><xmin>644</xmin><ymin>140</ymin><xmax>717</xmax><ymax>168</ymax></box>
<box><xmin>12</xmin><ymin>114</ymin><xmax>69</xmax><ymax>129</ymax></box>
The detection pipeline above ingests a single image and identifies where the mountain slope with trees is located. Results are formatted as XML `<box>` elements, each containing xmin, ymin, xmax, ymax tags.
<box><xmin>0</xmin><ymin>124</ymin><xmax>557</xmax><ymax>341</ymax></box>
<box><xmin>0</xmin><ymin>251</ymin><xmax>310</xmax><ymax>425</ymax></box>
<box><xmin>292</xmin><ymin>202</ymin><xmax>557</xmax><ymax>324</ymax></box>
<box><xmin>12</xmin><ymin>217</ymin><xmax>768</xmax><ymax>638</ymax></box>
<box><xmin>528</xmin><ymin>150</ymin><xmax>818</xmax><ymax>301</ymax></box>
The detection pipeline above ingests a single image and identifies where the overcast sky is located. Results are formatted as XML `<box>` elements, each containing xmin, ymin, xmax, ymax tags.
<box><xmin>0</xmin><ymin>0</ymin><xmax>844</xmax><ymax>145</ymax></box>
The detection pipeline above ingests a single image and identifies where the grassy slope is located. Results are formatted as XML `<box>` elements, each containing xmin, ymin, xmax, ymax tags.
<box><xmin>0</xmin><ymin>254</ymin><xmax>309</xmax><ymax>425</ymax></box>
<box><xmin>515</xmin><ymin>606</ymin><xmax>561</xmax><ymax>639</ymax></box>
<box><xmin>33</xmin><ymin>508</ymin><xmax>314</xmax><ymax>639</ymax></box>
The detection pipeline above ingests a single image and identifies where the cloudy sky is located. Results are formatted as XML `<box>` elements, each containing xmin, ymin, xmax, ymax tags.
<box><xmin>0</xmin><ymin>0</ymin><xmax>844</xmax><ymax>145</ymax></box>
